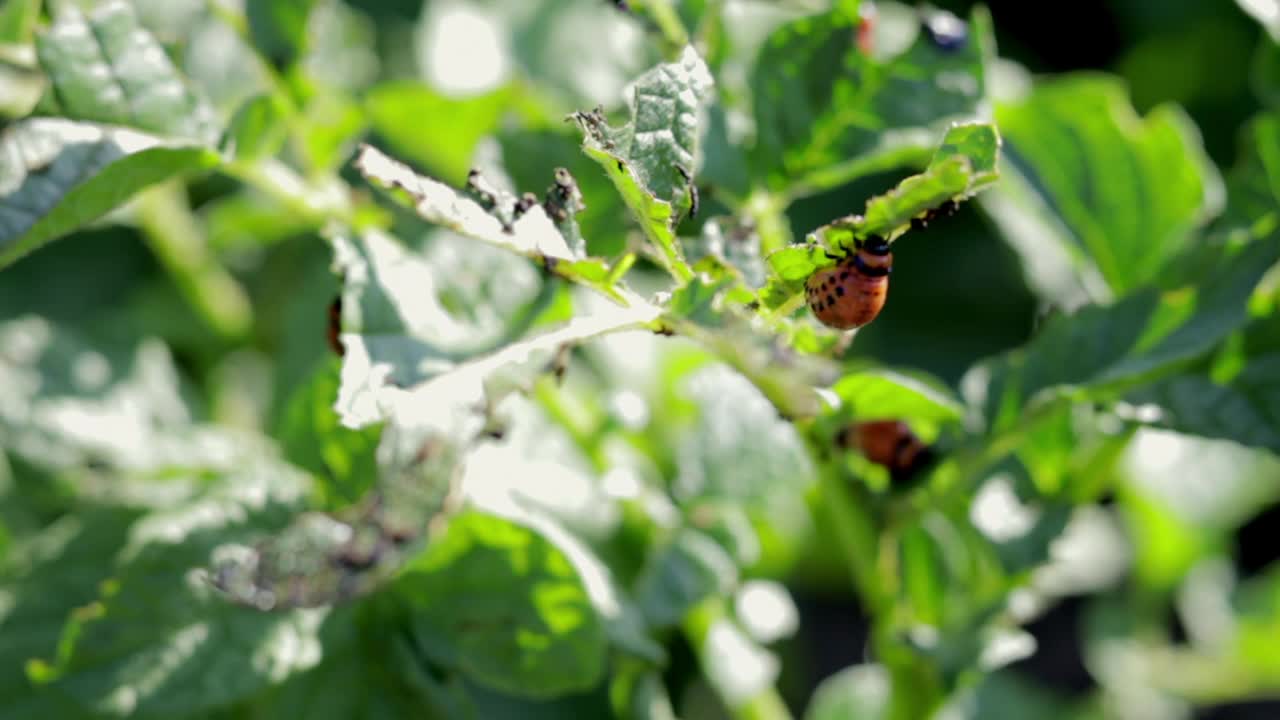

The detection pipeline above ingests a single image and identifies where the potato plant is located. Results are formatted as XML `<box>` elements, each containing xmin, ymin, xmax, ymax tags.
<box><xmin>1</xmin><ymin>1</ymin><xmax>1278</xmax><ymax>719</ymax></box>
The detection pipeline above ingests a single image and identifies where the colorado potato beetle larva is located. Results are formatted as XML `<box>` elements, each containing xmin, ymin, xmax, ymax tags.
<box><xmin>805</xmin><ymin>234</ymin><xmax>892</xmax><ymax>330</ymax></box>
<box><xmin>837</xmin><ymin>420</ymin><xmax>936</xmax><ymax>483</ymax></box>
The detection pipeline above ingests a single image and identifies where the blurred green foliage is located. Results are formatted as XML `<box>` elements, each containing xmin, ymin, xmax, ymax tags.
<box><xmin>1</xmin><ymin>1</ymin><xmax>1279</xmax><ymax>719</ymax></box>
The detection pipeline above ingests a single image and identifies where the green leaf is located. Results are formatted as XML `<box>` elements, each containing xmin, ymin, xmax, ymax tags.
<box><xmin>1128</xmin><ymin>428</ymin><xmax>1280</xmax><ymax>536</ymax></box>
<box><xmin>333</xmin><ymin>277</ymin><xmax>657</xmax><ymax>435</ymax></box>
<box><xmin>35</xmin><ymin>0</ymin><xmax>218</xmax><ymax>142</ymax></box>
<box><xmin>932</xmin><ymin>122</ymin><xmax>1000</xmax><ymax>184</ymax></box>
<box><xmin>1253</xmin><ymin>40</ymin><xmax>1280</xmax><ymax>109</ymax></box>
<box><xmin>0</xmin><ymin>316</ymin><xmax>195</xmax><ymax>472</ymax></box>
<box><xmin>222</xmin><ymin>94</ymin><xmax>288</xmax><ymax>161</ymax></box>
<box><xmin>327</xmin><ymin>223</ymin><xmax>652</xmax><ymax>436</ymax></box>
<box><xmin>668</xmin><ymin>274</ymin><xmax>736</xmax><ymax>327</ymax></box>
<box><xmin>204</xmin><ymin>190</ymin><xmax>316</xmax><ymax>251</ymax></box>
<box><xmin>688</xmin><ymin>216</ymin><xmax>768</xmax><ymax>289</ymax></box>
<box><xmin>0</xmin><ymin>510</ymin><xmax>137</xmax><ymax>714</ymax></box>
<box><xmin>277</xmin><ymin>358</ymin><xmax>381</xmax><ymax>509</ymax></box>
<box><xmin>1119</xmin><ymin>467</ymin><xmax>1228</xmax><ymax>593</ymax></box>
<box><xmin>497</xmin><ymin>128</ymin><xmax>631</xmax><ymax>258</ymax></box>
<box><xmin>978</xmin><ymin>491</ymin><xmax>1073</xmax><ymax>576</ymax></box>
<box><xmin>965</xmin><ymin>231</ymin><xmax>1280</xmax><ymax>435</ymax></box>
<box><xmin>1216</xmin><ymin>112</ymin><xmax>1280</xmax><ymax>235</ymax></box>
<box><xmin>1235</xmin><ymin>562</ymin><xmax>1280</xmax><ymax>673</ymax></box>
<box><xmin>0</xmin><ymin>0</ymin><xmax>40</xmax><ymax>44</ymax></box>
<box><xmin>634</xmin><ymin>527</ymin><xmax>737</xmax><ymax>628</ymax></box>
<box><xmin>247</xmin><ymin>0</ymin><xmax>317</xmax><ymax>68</ymax></box>
<box><xmin>937</xmin><ymin>672</ymin><xmax>1084</xmax><ymax>720</ymax></box>
<box><xmin>397</xmin><ymin>510</ymin><xmax>608</xmax><ymax>699</ymax></box>
<box><xmin>610</xmin><ymin>667</ymin><xmax>678</xmax><ymax>720</ymax></box>
<box><xmin>751</xmin><ymin>6</ymin><xmax>990</xmax><ymax>196</ymax></box>
<box><xmin>860</xmin><ymin>155</ymin><xmax>972</xmax><ymax>234</ymax></box>
<box><xmin>662</xmin><ymin>289</ymin><xmax>838</xmax><ymax>420</ymax></box>
<box><xmin>759</xmin><ymin>124</ymin><xmax>1000</xmax><ymax>310</ymax></box>
<box><xmin>584</xmin><ymin>140</ymin><xmax>689</xmax><ymax>280</ymax></box>
<box><xmin>353</xmin><ymin>144</ymin><xmax>636</xmax><ymax>301</ymax></box>
<box><xmin>177</xmin><ymin>9</ymin><xmax>270</xmax><ymax>115</ymax></box>
<box><xmin>572</xmin><ymin>46</ymin><xmax>714</xmax><ymax>281</ymax></box>
<box><xmin>672</xmin><ymin>363</ymin><xmax>817</xmax><ymax>511</ymax></box>
<box><xmin>303</xmin><ymin>296</ymin><xmax>656</xmax><ymax>609</ymax></box>
<box><xmin>254</xmin><ymin>618</ymin><xmax>477</xmax><ymax>720</ymax></box>
<box><xmin>574</xmin><ymin>45</ymin><xmax>712</xmax><ymax>207</ymax></box>
<box><xmin>989</xmin><ymin>74</ymin><xmax>1220</xmax><ymax>297</ymax></box>
<box><xmin>426</xmin><ymin>396</ymin><xmax>667</xmax><ymax>663</ymax></box>
<box><xmin>330</xmin><ymin>227</ymin><xmax>552</xmax><ymax>393</ymax></box>
<box><xmin>899</xmin><ymin>524</ymin><xmax>948</xmax><ymax>625</ymax></box>
<box><xmin>297</xmin><ymin>89</ymin><xmax>366</xmax><ymax>173</ymax></box>
<box><xmin>805</xmin><ymin>664</ymin><xmax>889</xmax><ymax>720</ymax></box>
<box><xmin>1129</xmin><ymin>357</ymin><xmax>1280</xmax><ymax>453</ymax></box>
<box><xmin>298</xmin><ymin>0</ymin><xmax>378</xmax><ymax>92</ymax></box>
<box><xmin>701</xmin><ymin>102</ymin><xmax>753</xmax><ymax>199</ymax></box>
<box><xmin>211</xmin><ymin>424</ymin><xmax>461</xmax><ymax>610</ymax></box>
<box><xmin>0</xmin><ymin>48</ymin><xmax>44</xmax><ymax>120</ymax></box>
<box><xmin>0</xmin><ymin>119</ymin><xmax>220</xmax><ymax>270</ymax></box>
<box><xmin>762</xmin><ymin>243</ymin><xmax>830</xmax><ymax>292</ymax></box>
<box><xmin>366</xmin><ymin>82</ymin><xmax>510</xmax><ymax>186</ymax></box>
<box><xmin>1103</xmin><ymin>233</ymin><xmax>1280</xmax><ymax>380</ymax></box>
<box><xmin>28</xmin><ymin>459</ymin><xmax>324</xmax><ymax>717</ymax></box>
<box><xmin>830</xmin><ymin>368</ymin><xmax>965</xmax><ymax>430</ymax></box>
<box><xmin>1014</xmin><ymin>404</ymin><xmax>1133</xmax><ymax>500</ymax></box>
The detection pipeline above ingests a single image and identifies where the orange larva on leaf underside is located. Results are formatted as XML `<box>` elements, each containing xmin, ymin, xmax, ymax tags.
<box><xmin>836</xmin><ymin>419</ymin><xmax>936</xmax><ymax>483</ymax></box>
<box><xmin>805</xmin><ymin>235</ymin><xmax>892</xmax><ymax>330</ymax></box>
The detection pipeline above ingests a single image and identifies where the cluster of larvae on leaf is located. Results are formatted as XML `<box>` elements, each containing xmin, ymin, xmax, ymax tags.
<box><xmin>805</xmin><ymin>199</ymin><xmax>959</xmax><ymax>330</ymax></box>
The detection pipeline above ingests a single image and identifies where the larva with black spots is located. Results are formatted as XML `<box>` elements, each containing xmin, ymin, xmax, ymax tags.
<box><xmin>805</xmin><ymin>235</ymin><xmax>892</xmax><ymax>330</ymax></box>
<box><xmin>836</xmin><ymin>420</ymin><xmax>936</xmax><ymax>483</ymax></box>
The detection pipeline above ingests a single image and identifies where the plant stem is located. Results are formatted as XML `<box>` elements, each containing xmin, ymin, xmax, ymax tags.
<box><xmin>815</xmin><ymin>468</ymin><xmax>887</xmax><ymax>614</ymax></box>
<box><xmin>223</xmin><ymin>159</ymin><xmax>356</xmax><ymax>228</ymax></box>
<box><xmin>745</xmin><ymin>188</ymin><xmax>793</xmax><ymax>256</ymax></box>
<box><xmin>682</xmin><ymin>597</ymin><xmax>795</xmax><ymax>720</ymax></box>
<box><xmin>134</xmin><ymin>182</ymin><xmax>252</xmax><ymax>339</ymax></box>
<box><xmin>633</xmin><ymin>0</ymin><xmax>690</xmax><ymax>57</ymax></box>
<box><xmin>879</xmin><ymin>641</ymin><xmax>945</xmax><ymax>720</ymax></box>
<box><xmin>810</xmin><ymin>440</ymin><xmax>948</xmax><ymax>718</ymax></box>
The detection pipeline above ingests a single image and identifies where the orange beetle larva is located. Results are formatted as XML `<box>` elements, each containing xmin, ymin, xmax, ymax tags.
<box><xmin>836</xmin><ymin>420</ymin><xmax>936</xmax><ymax>483</ymax></box>
<box><xmin>805</xmin><ymin>235</ymin><xmax>892</xmax><ymax>330</ymax></box>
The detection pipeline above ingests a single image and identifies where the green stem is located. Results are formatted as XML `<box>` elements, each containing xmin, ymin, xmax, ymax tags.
<box><xmin>779</xmin><ymin>145</ymin><xmax>935</xmax><ymax>205</ymax></box>
<box><xmin>633</xmin><ymin>0</ymin><xmax>690</xmax><ymax>57</ymax></box>
<box><xmin>533</xmin><ymin>377</ymin><xmax>606</xmax><ymax>469</ymax></box>
<box><xmin>745</xmin><ymin>188</ymin><xmax>793</xmax><ymax>256</ymax></box>
<box><xmin>682</xmin><ymin>597</ymin><xmax>795</xmax><ymax>720</ymax></box>
<box><xmin>222</xmin><ymin>159</ymin><xmax>356</xmax><ymax>228</ymax></box>
<box><xmin>204</xmin><ymin>0</ymin><xmax>320</xmax><ymax>173</ymax></box>
<box><xmin>879</xmin><ymin>640</ymin><xmax>945</xmax><ymax>720</ymax></box>
<box><xmin>670</xmin><ymin>319</ymin><xmax>824</xmax><ymax>420</ymax></box>
<box><xmin>606</xmin><ymin>252</ymin><xmax>638</xmax><ymax>285</ymax></box>
<box><xmin>904</xmin><ymin>398</ymin><xmax>1067</xmax><ymax>522</ymax></box>
<box><xmin>815</xmin><ymin>468</ymin><xmax>886</xmax><ymax>614</ymax></box>
<box><xmin>134</xmin><ymin>182</ymin><xmax>252</xmax><ymax>339</ymax></box>
<box><xmin>809</xmin><ymin>438</ymin><xmax>947</xmax><ymax>718</ymax></box>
